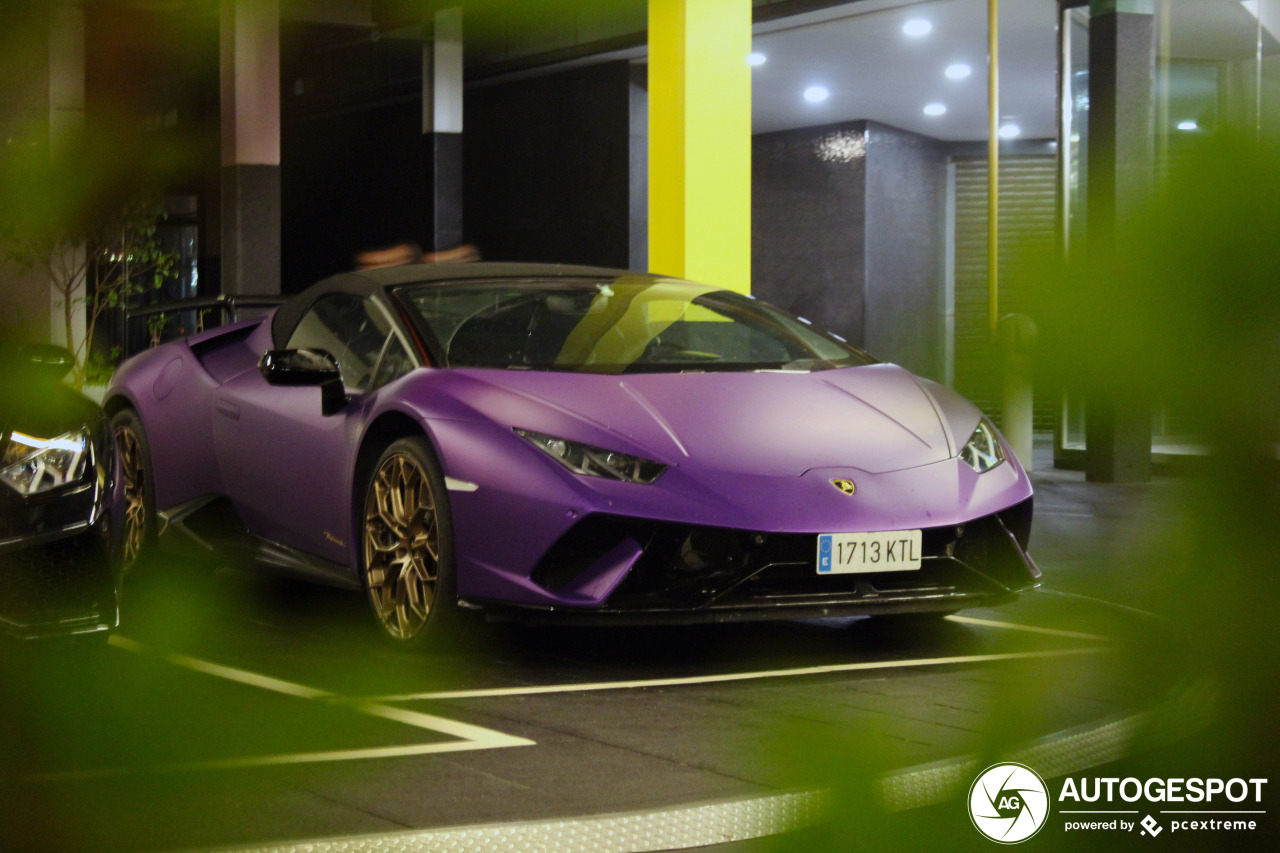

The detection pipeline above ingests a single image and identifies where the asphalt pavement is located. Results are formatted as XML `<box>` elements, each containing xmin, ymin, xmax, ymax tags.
<box><xmin>0</xmin><ymin>446</ymin><xmax>1213</xmax><ymax>853</ymax></box>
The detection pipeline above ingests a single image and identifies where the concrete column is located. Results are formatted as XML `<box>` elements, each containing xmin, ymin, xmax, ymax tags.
<box><xmin>220</xmin><ymin>0</ymin><xmax>280</xmax><ymax>295</ymax></box>
<box><xmin>422</xmin><ymin>7</ymin><xmax>464</xmax><ymax>252</ymax></box>
<box><xmin>49</xmin><ymin>2</ymin><xmax>86</xmax><ymax>349</ymax></box>
<box><xmin>648</xmin><ymin>0</ymin><xmax>751</xmax><ymax>293</ymax></box>
<box><xmin>1084</xmin><ymin>0</ymin><xmax>1154</xmax><ymax>482</ymax></box>
<box><xmin>48</xmin><ymin>3</ymin><xmax>84</xmax><ymax>160</ymax></box>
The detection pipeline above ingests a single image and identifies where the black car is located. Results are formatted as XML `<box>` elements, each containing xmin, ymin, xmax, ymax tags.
<box><xmin>0</xmin><ymin>344</ymin><xmax>124</xmax><ymax>639</ymax></box>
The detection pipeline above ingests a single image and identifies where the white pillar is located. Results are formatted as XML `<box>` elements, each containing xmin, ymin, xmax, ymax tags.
<box><xmin>421</xmin><ymin>7</ymin><xmax>464</xmax><ymax>251</ymax></box>
<box><xmin>220</xmin><ymin>0</ymin><xmax>281</xmax><ymax>295</ymax></box>
<box><xmin>49</xmin><ymin>2</ymin><xmax>86</xmax><ymax>349</ymax></box>
<box><xmin>423</xmin><ymin>7</ymin><xmax>463</xmax><ymax>136</ymax></box>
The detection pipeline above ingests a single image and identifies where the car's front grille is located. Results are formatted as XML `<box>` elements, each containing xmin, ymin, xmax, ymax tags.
<box><xmin>0</xmin><ymin>531</ymin><xmax>115</xmax><ymax>632</ymax></box>
<box><xmin>528</xmin><ymin>498</ymin><xmax>1036</xmax><ymax>614</ymax></box>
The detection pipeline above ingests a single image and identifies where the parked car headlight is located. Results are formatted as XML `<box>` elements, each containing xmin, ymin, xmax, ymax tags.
<box><xmin>1</xmin><ymin>428</ymin><xmax>90</xmax><ymax>496</ymax></box>
<box><xmin>515</xmin><ymin>429</ymin><xmax>666</xmax><ymax>484</ymax></box>
<box><xmin>959</xmin><ymin>419</ymin><xmax>1004</xmax><ymax>473</ymax></box>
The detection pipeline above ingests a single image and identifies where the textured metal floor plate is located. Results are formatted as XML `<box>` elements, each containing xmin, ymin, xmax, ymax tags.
<box><xmin>212</xmin><ymin>790</ymin><xmax>826</xmax><ymax>853</ymax></box>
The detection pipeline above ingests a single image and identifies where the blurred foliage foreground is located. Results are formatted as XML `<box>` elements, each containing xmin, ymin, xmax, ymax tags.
<box><xmin>764</xmin><ymin>131</ymin><xmax>1280</xmax><ymax>852</ymax></box>
<box><xmin>1</xmin><ymin>60</ymin><xmax>1277</xmax><ymax>847</ymax></box>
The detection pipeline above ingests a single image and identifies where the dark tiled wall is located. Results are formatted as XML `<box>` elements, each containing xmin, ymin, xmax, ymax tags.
<box><xmin>280</xmin><ymin>27</ymin><xmax>431</xmax><ymax>293</ymax></box>
<box><xmin>281</xmin><ymin>99</ymin><xmax>431</xmax><ymax>292</ymax></box>
<box><xmin>464</xmin><ymin>62</ymin><xmax>634</xmax><ymax>268</ymax></box>
<box><xmin>864</xmin><ymin>121</ymin><xmax>945</xmax><ymax>379</ymax></box>
<box><xmin>752</xmin><ymin>122</ymin><xmax>868</xmax><ymax>349</ymax></box>
<box><xmin>628</xmin><ymin>64</ymin><xmax>648</xmax><ymax>272</ymax></box>
<box><xmin>752</xmin><ymin>120</ymin><xmax>945</xmax><ymax>379</ymax></box>
<box><xmin>282</xmin><ymin>55</ymin><xmax>639</xmax><ymax>289</ymax></box>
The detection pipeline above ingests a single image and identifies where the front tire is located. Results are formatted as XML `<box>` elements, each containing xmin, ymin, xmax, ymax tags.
<box><xmin>111</xmin><ymin>408</ymin><xmax>156</xmax><ymax>570</ymax></box>
<box><xmin>360</xmin><ymin>437</ymin><xmax>458</xmax><ymax>648</ymax></box>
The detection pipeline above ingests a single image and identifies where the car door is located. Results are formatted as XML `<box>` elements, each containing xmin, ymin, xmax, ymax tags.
<box><xmin>212</xmin><ymin>293</ymin><xmax>413</xmax><ymax>566</ymax></box>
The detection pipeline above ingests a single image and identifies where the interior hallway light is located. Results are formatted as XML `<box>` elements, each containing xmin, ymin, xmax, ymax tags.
<box><xmin>1178</xmin><ymin>120</ymin><xmax>1199</xmax><ymax>131</ymax></box>
<box><xmin>945</xmin><ymin>63</ymin><xmax>972</xmax><ymax>80</ymax></box>
<box><xmin>999</xmin><ymin>123</ymin><xmax>1022</xmax><ymax>139</ymax></box>
<box><xmin>924</xmin><ymin>103</ymin><xmax>947</xmax><ymax>116</ymax></box>
<box><xmin>748</xmin><ymin>52</ymin><xmax>767</xmax><ymax>66</ymax></box>
<box><xmin>804</xmin><ymin>86</ymin><xmax>830</xmax><ymax>103</ymax></box>
<box><xmin>903</xmin><ymin>19</ymin><xmax>933</xmax><ymax>37</ymax></box>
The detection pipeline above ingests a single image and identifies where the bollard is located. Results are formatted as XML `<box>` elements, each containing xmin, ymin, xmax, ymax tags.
<box><xmin>999</xmin><ymin>313</ymin><xmax>1036</xmax><ymax>471</ymax></box>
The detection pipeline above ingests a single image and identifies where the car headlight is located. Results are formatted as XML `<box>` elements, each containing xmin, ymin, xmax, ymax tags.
<box><xmin>1</xmin><ymin>428</ymin><xmax>91</xmax><ymax>496</ymax></box>
<box><xmin>515</xmin><ymin>429</ymin><xmax>666</xmax><ymax>484</ymax></box>
<box><xmin>959</xmin><ymin>418</ymin><xmax>1004</xmax><ymax>473</ymax></box>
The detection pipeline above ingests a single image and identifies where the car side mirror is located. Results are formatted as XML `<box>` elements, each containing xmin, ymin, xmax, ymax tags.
<box><xmin>8</xmin><ymin>344</ymin><xmax>76</xmax><ymax>381</ymax></box>
<box><xmin>258</xmin><ymin>348</ymin><xmax>348</xmax><ymax>416</ymax></box>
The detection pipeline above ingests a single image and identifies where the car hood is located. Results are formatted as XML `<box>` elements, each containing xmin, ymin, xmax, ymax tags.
<box><xmin>0</xmin><ymin>378</ymin><xmax>106</xmax><ymax>451</ymax></box>
<box><xmin>421</xmin><ymin>364</ymin><xmax>978</xmax><ymax>476</ymax></box>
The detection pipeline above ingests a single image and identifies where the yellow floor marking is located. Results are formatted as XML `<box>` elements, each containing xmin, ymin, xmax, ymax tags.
<box><xmin>365</xmin><ymin>646</ymin><xmax>1104</xmax><ymax>703</ymax></box>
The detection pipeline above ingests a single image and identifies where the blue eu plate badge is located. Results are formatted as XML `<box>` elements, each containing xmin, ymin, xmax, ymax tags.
<box><xmin>818</xmin><ymin>535</ymin><xmax>834</xmax><ymax>573</ymax></box>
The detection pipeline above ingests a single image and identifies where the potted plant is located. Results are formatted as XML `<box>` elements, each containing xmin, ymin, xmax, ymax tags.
<box><xmin>1</xmin><ymin>187</ymin><xmax>177</xmax><ymax>393</ymax></box>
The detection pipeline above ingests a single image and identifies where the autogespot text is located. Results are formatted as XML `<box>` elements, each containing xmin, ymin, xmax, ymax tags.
<box><xmin>1055</xmin><ymin>776</ymin><xmax>1267</xmax><ymax>838</ymax></box>
<box><xmin>1059</xmin><ymin>776</ymin><xmax>1267</xmax><ymax>804</ymax></box>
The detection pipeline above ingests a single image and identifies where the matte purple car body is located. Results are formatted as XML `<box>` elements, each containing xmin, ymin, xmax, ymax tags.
<box><xmin>104</xmin><ymin>264</ymin><xmax>1037</xmax><ymax>627</ymax></box>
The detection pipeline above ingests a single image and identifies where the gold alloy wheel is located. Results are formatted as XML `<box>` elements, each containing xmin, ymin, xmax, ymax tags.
<box><xmin>363</xmin><ymin>451</ymin><xmax>440</xmax><ymax>640</ymax></box>
<box><xmin>115</xmin><ymin>424</ymin><xmax>147</xmax><ymax>566</ymax></box>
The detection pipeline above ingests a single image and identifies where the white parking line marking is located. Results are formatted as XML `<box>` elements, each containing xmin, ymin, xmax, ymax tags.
<box><xmin>365</xmin><ymin>646</ymin><xmax>1104</xmax><ymax>702</ymax></box>
<box><xmin>63</xmin><ymin>636</ymin><xmax>535</xmax><ymax>779</ymax></box>
<box><xmin>38</xmin><ymin>741</ymin><xmax>531</xmax><ymax>782</ymax></box>
<box><xmin>110</xmin><ymin>635</ymin><xmax>331</xmax><ymax>700</ymax></box>
<box><xmin>1037</xmin><ymin>588</ymin><xmax>1161</xmax><ymax>618</ymax></box>
<box><xmin>944</xmin><ymin>615</ymin><xmax>1108</xmax><ymax>641</ymax></box>
<box><xmin>353</xmin><ymin>701</ymin><xmax>532</xmax><ymax>747</ymax></box>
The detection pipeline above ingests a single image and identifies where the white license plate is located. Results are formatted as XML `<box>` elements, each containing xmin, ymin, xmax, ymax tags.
<box><xmin>816</xmin><ymin>530</ymin><xmax>923</xmax><ymax>574</ymax></box>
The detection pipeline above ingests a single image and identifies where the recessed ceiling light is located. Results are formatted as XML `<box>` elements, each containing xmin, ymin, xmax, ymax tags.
<box><xmin>1177</xmin><ymin>119</ymin><xmax>1198</xmax><ymax>131</ymax></box>
<box><xmin>804</xmin><ymin>85</ymin><xmax>830</xmax><ymax>103</ymax></box>
<box><xmin>945</xmin><ymin>63</ymin><xmax>972</xmax><ymax>80</ymax></box>
<box><xmin>923</xmin><ymin>103</ymin><xmax>947</xmax><ymax>116</ymax></box>
<box><xmin>999</xmin><ymin>123</ymin><xmax>1022</xmax><ymax>139</ymax></box>
<box><xmin>748</xmin><ymin>52</ymin><xmax>767</xmax><ymax>67</ymax></box>
<box><xmin>903</xmin><ymin>19</ymin><xmax>933</xmax><ymax>38</ymax></box>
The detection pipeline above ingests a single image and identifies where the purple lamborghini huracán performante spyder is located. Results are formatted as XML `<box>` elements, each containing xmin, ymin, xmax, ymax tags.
<box><xmin>104</xmin><ymin>263</ymin><xmax>1038</xmax><ymax>647</ymax></box>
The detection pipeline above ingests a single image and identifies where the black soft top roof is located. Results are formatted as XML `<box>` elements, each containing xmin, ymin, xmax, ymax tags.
<box><xmin>271</xmin><ymin>261</ymin><xmax>641</xmax><ymax>349</ymax></box>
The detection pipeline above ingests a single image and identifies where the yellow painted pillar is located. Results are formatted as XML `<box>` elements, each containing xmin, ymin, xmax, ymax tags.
<box><xmin>648</xmin><ymin>0</ymin><xmax>751</xmax><ymax>293</ymax></box>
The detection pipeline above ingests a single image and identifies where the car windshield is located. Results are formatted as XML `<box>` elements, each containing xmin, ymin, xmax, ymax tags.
<box><xmin>396</xmin><ymin>277</ymin><xmax>875</xmax><ymax>374</ymax></box>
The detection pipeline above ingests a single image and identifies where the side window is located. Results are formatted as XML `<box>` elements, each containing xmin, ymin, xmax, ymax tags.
<box><xmin>286</xmin><ymin>294</ymin><xmax>404</xmax><ymax>391</ymax></box>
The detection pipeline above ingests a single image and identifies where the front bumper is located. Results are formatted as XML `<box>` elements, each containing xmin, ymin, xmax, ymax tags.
<box><xmin>0</xmin><ymin>528</ymin><xmax>118</xmax><ymax>638</ymax></box>
<box><xmin>470</xmin><ymin>498</ymin><xmax>1039</xmax><ymax>625</ymax></box>
<box><xmin>0</xmin><ymin>451</ymin><xmax>121</xmax><ymax>640</ymax></box>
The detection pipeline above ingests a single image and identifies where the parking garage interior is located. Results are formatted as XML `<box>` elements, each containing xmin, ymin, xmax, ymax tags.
<box><xmin>2</xmin><ymin>1</ymin><xmax>1279</xmax><ymax>851</ymax></box>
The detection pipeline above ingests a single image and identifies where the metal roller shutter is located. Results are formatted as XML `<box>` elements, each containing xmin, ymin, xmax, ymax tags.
<box><xmin>951</xmin><ymin>155</ymin><xmax>1057</xmax><ymax>434</ymax></box>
